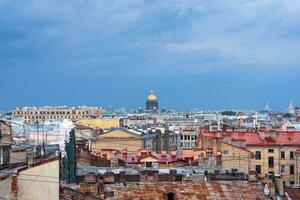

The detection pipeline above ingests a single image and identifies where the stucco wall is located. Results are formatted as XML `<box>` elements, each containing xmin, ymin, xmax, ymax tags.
<box><xmin>92</xmin><ymin>138</ymin><xmax>142</xmax><ymax>152</ymax></box>
<box><xmin>0</xmin><ymin>178</ymin><xmax>14</xmax><ymax>200</ymax></box>
<box><xmin>18</xmin><ymin>159</ymin><xmax>59</xmax><ymax>200</ymax></box>
<box><xmin>221</xmin><ymin>142</ymin><xmax>251</xmax><ymax>174</ymax></box>
<box><xmin>77</xmin><ymin>119</ymin><xmax>120</xmax><ymax>130</ymax></box>
<box><xmin>248</xmin><ymin>146</ymin><xmax>299</xmax><ymax>184</ymax></box>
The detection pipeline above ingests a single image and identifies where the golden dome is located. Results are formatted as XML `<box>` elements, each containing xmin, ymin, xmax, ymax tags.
<box><xmin>147</xmin><ymin>91</ymin><xmax>157</xmax><ymax>101</ymax></box>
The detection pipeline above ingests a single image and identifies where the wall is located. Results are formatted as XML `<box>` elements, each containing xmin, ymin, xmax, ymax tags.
<box><xmin>221</xmin><ymin>142</ymin><xmax>251</xmax><ymax>174</ymax></box>
<box><xmin>17</xmin><ymin>158</ymin><xmax>59</xmax><ymax>200</ymax></box>
<box><xmin>248</xmin><ymin>146</ymin><xmax>299</xmax><ymax>185</ymax></box>
<box><xmin>91</xmin><ymin>129</ymin><xmax>142</xmax><ymax>152</ymax></box>
<box><xmin>10</xmin><ymin>150</ymin><xmax>27</xmax><ymax>164</ymax></box>
<box><xmin>0</xmin><ymin>178</ymin><xmax>14</xmax><ymax>200</ymax></box>
<box><xmin>92</xmin><ymin>138</ymin><xmax>141</xmax><ymax>152</ymax></box>
<box><xmin>77</xmin><ymin>119</ymin><xmax>120</xmax><ymax>130</ymax></box>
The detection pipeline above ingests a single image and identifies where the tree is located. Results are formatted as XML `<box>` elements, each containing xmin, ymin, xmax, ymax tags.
<box><xmin>221</xmin><ymin>111</ymin><xmax>236</xmax><ymax>116</ymax></box>
<box><xmin>62</xmin><ymin>129</ymin><xmax>77</xmax><ymax>183</ymax></box>
<box><xmin>283</xmin><ymin>113</ymin><xmax>294</xmax><ymax>118</ymax></box>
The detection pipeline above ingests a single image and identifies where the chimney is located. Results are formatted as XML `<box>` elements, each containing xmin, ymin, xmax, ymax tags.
<box><xmin>258</xmin><ymin>131</ymin><xmax>265</xmax><ymax>140</ymax></box>
<box><xmin>270</xmin><ymin>130</ymin><xmax>276</xmax><ymax>142</ymax></box>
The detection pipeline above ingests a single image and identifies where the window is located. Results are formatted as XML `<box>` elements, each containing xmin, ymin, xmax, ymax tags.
<box><xmin>268</xmin><ymin>149</ymin><xmax>274</xmax><ymax>153</ymax></box>
<box><xmin>223</xmin><ymin>150</ymin><xmax>229</xmax><ymax>155</ymax></box>
<box><xmin>255</xmin><ymin>165</ymin><xmax>261</xmax><ymax>174</ymax></box>
<box><xmin>290</xmin><ymin>165</ymin><xmax>295</xmax><ymax>175</ymax></box>
<box><xmin>281</xmin><ymin>151</ymin><xmax>285</xmax><ymax>159</ymax></box>
<box><xmin>146</xmin><ymin>162</ymin><xmax>152</xmax><ymax>168</ymax></box>
<box><xmin>184</xmin><ymin>142</ymin><xmax>189</xmax><ymax>147</ymax></box>
<box><xmin>191</xmin><ymin>142</ymin><xmax>195</xmax><ymax>148</ymax></box>
<box><xmin>268</xmin><ymin>157</ymin><xmax>274</xmax><ymax>168</ymax></box>
<box><xmin>290</xmin><ymin>181</ymin><xmax>295</xmax><ymax>185</ymax></box>
<box><xmin>290</xmin><ymin>152</ymin><xmax>294</xmax><ymax>159</ymax></box>
<box><xmin>255</xmin><ymin>151</ymin><xmax>261</xmax><ymax>160</ymax></box>
<box><xmin>281</xmin><ymin>165</ymin><xmax>285</xmax><ymax>173</ymax></box>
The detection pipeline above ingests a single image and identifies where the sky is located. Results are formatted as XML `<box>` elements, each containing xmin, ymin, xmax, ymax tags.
<box><xmin>1</xmin><ymin>0</ymin><xmax>300</xmax><ymax>112</ymax></box>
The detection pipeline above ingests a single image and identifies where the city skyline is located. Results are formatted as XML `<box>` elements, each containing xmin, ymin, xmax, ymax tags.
<box><xmin>0</xmin><ymin>91</ymin><xmax>298</xmax><ymax>113</ymax></box>
<box><xmin>1</xmin><ymin>0</ymin><xmax>300</xmax><ymax>111</ymax></box>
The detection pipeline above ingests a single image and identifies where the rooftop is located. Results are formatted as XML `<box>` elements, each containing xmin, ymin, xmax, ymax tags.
<box><xmin>106</xmin><ymin>181</ymin><xmax>269</xmax><ymax>200</ymax></box>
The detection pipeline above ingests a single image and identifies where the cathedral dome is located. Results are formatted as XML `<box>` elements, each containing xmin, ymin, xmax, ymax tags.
<box><xmin>147</xmin><ymin>92</ymin><xmax>157</xmax><ymax>101</ymax></box>
<box><xmin>146</xmin><ymin>90</ymin><xmax>158</xmax><ymax>110</ymax></box>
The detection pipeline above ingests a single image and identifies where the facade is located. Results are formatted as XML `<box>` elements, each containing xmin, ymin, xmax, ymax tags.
<box><xmin>199</xmin><ymin>130</ymin><xmax>300</xmax><ymax>186</ymax></box>
<box><xmin>17</xmin><ymin>157</ymin><xmax>59</xmax><ymax>200</ymax></box>
<box><xmin>179</xmin><ymin>128</ymin><xmax>198</xmax><ymax>149</ymax></box>
<box><xmin>142</xmin><ymin>129</ymin><xmax>179</xmax><ymax>153</ymax></box>
<box><xmin>12</xmin><ymin>106</ymin><xmax>104</xmax><ymax>123</ymax></box>
<box><xmin>76</xmin><ymin>118</ymin><xmax>120</xmax><ymax>131</ymax></box>
<box><xmin>122</xmin><ymin>116</ymin><xmax>156</xmax><ymax>127</ymax></box>
<box><xmin>0</xmin><ymin>119</ymin><xmax>12</xmax><ymax>166</ymax></box>
<box><xmin>0</xmin><ymin>156</ymin><xmax>59</xmax><ymax>200</ymax></box>
<box><xmin>91</xmin><ymin>128</ymin><xmax>142</xmax><ymax>152</ymax></box>
<box><xmin>295</xmin><ymin>107</ymin><xmax>300</xmax><ymax>117</ymax></box>
<box><xmin>146</xmin><ymin>91</ymin><xmax>158</xmax><ymax>111</ymax></box>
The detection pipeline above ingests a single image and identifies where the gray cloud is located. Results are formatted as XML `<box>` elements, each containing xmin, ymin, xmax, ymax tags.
<box><xmin>0</xmin><ymin>0</ymin><xmax>300</xmax><ymax>77</ymax></box>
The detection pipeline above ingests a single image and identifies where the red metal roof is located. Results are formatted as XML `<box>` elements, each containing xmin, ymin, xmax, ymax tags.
<box><xmin>201</xmin><ymin>131</ymin><xmax>300</xmax><ymax>146</ymax></box>
<box><xmin>115</xmin><ymin>151</ymin><xmax>179</xmax><ymax>164</ymax></box>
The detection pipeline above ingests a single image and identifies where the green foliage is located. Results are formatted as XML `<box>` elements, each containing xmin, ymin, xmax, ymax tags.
<box><xmin>283</xmin><ymin>113</ymin><xmax>294</xmax><ymax>118</ymax></box>
<box><xmin>221</xmin><ymin>111</ymin><xmax>236</xmax><ymax>116</ymax></box>
<box><xmin>175</xmin><ymin>174</ymin><xmax>182</xmax><ymax>181</ymax></box>
<box><xmin>62</xmin><ymin>129</ymin><xmax>77</xmax><ymax>183</ymax></box>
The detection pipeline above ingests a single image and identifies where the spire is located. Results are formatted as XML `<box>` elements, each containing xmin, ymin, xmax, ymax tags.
<box><xmin>264</xmin><ymin>102</ymin><xmax>269</xmax><ymax>112</ymax></box>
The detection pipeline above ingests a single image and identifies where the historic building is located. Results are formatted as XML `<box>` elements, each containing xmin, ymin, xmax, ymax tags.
<box><xmin>91</xmin><ymin>128</ymin><xmax>142</xmax><ymax>152</ymax></box>
<box><xmin>142</xmin><ymin>129</ymin><xmax>179</xmax><ymax>153</ymax></box>
<box><xmin>146</xmin><ymin>91</ymin><xmax>158</xmax><ymax>111</ymax></box>
<box><xmin>0</xmin><ymin>119</ymin><xmax>12</xmax><ymax>166</ymax></box>
<box><xmin>198</xmin><ymin>130</ymin><xmax>300</xmax><ymax>186</ymax></box>
<box><xmin>12</xmin><ymin>106</ymin><xmax>104</xmax><ymax>123</ymax></box>
<box><xmin>77</xmin><ymin>118</ymin><xmax>120</xmax><ymax>131</ymax></box>
<box><xmin>180</xmin><ymin>127</ymin><xmax>198</xmax><ymax>149</ymax></box>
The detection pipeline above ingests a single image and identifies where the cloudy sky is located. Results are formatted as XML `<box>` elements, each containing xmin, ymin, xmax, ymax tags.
<box><xmin>1</xmin><ymin>0</ymin><xmax>300</xmax><ymax>111</ymax></box>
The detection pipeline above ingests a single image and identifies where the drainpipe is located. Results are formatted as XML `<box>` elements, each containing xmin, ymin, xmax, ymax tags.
<box><xmin>295</xmin><ymin>153</ymin><xmax>299</xmax><ymax>186</ymax></box>
<box><xmin>0</xmin><ymin>148</ymin><xmax>3</xmax><ymax>165</ymax></box>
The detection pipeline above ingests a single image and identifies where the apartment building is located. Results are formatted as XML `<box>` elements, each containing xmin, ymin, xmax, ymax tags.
<box><xmin>142</xmin><ymin>129</ymin><xmax>179</xmax><ymax>153</ymax></box>
<box><xmin>247</xmin><ymin>131</ymin><xmax>300</xmax><ymax>186</ymax></box>
<box><xmin>198</xmin><ymin>130</ymin><xmax>300</xmax><ymax>186</ymax></box>
<box><xmin>180</xmin><ymin>127</ymin><xmax>198</xmax><ymax>149</ymax></box>
<box><xmin>12</xmin><ymin>106</ymin><xmax>104</xmax><ymax>123</ymax></box>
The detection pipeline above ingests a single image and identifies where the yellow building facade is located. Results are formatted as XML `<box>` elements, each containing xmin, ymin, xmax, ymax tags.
<box><xmin>77</xmin><ymin>118</ymin><xmax>120</xmax><ymax>130</ymax></box>
<box><xmin>220</xmin><ymin>142</ymin><xmax>253</xmax><ymax>174</ymax></box>
<box><xmin>249</xmin><ymin>146</ymin><xmax>300</xmax><ymax>186</ymax></box>
<box><xmin>91</xmin><ymin>129</ymin><xmax>142</xmax><ymax>152</ymax></box>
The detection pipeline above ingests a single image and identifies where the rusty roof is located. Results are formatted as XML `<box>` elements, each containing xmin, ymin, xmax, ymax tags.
<box><xmin>105</xmin><ymin>181</ymin><xmax>270</xmax><ymax>200</ymax></box>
